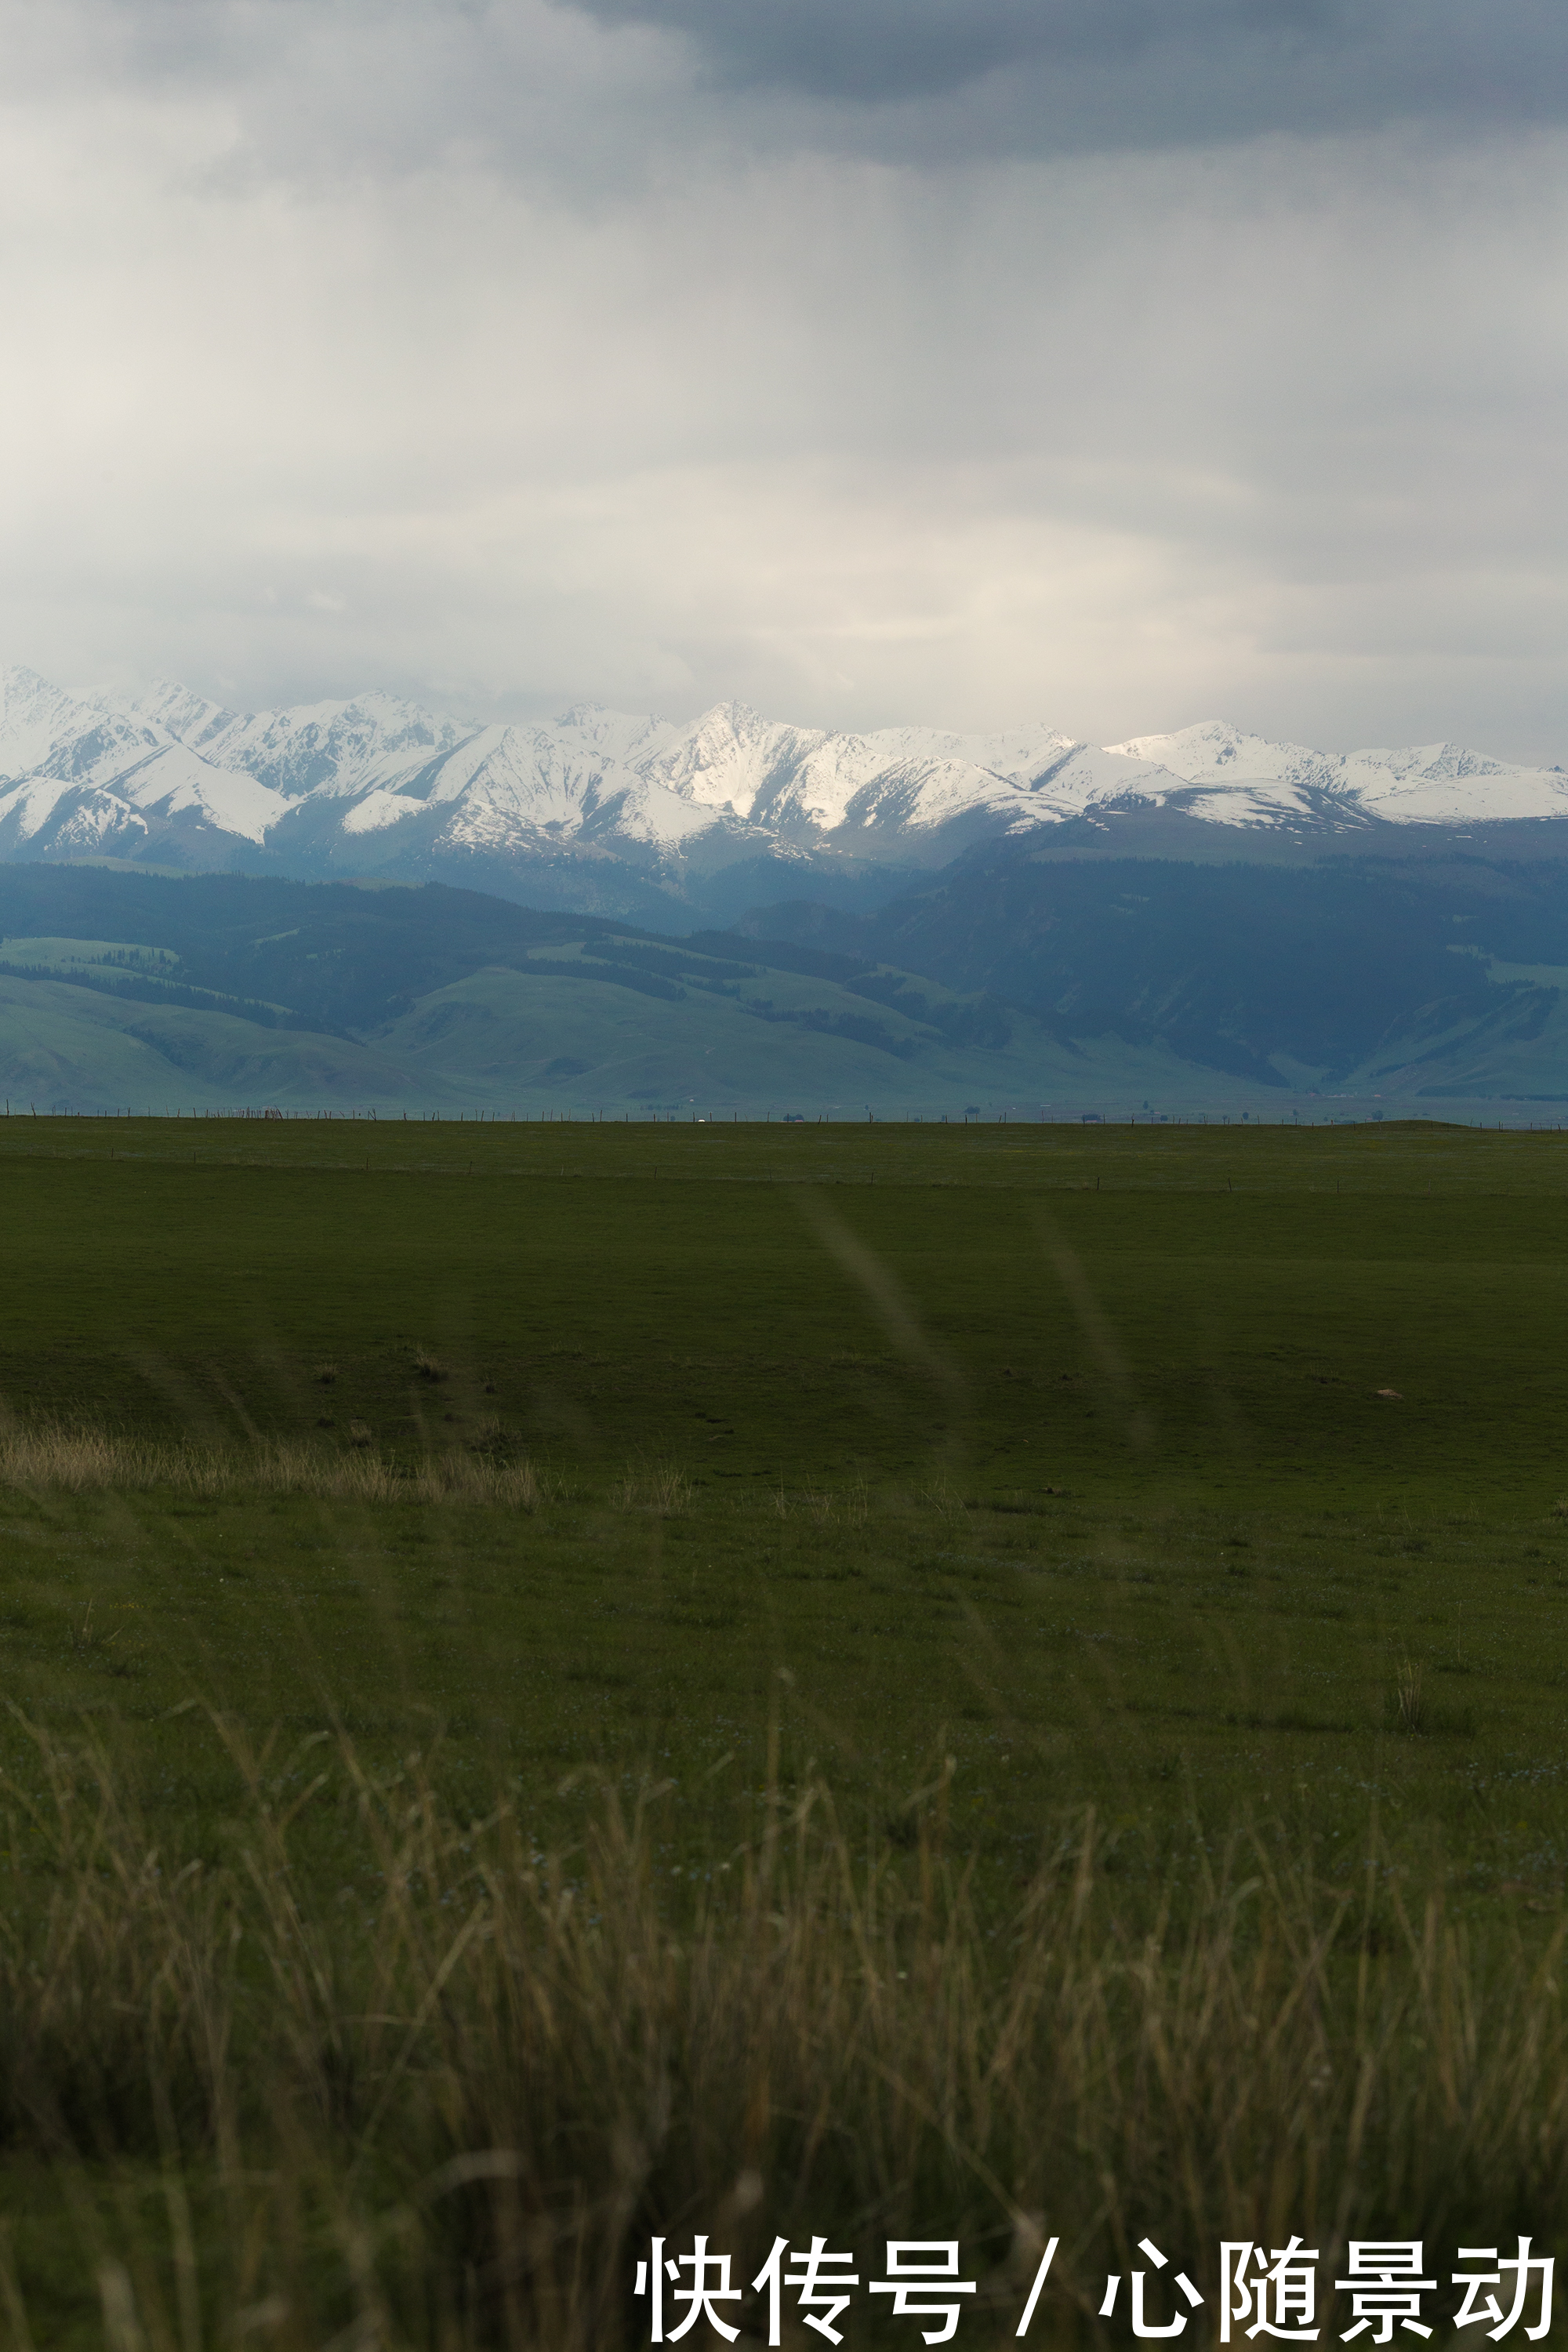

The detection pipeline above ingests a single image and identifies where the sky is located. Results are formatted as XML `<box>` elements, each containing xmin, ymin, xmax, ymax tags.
<box><xmin>2</xmin><ymin>0</ymin><xmax>1567</xmax><ymax>758</ymax></box>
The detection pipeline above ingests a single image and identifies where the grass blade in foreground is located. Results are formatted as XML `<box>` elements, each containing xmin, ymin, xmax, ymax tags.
<box><xmin>0</xmin><ymin>1719</ymin><xmax>1563</xmax><ymax>2347</ymax></box>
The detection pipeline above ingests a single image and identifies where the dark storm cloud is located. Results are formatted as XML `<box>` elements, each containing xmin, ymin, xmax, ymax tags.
<box><xmin>561</xmin><ymin>0</ymin><xmax>1568</xmax><ymax>146</ymax></box>
<box><xmin>22</xmin><ymin>2</ymin><xmax>1568</xmax><ymax>183</ymax></box>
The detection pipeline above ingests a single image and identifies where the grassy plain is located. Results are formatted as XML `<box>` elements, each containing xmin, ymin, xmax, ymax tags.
<box><xmin>2</xmin><ymin>1114</ymin><xmax>1567</xmax><ymax>2345</ymax></box>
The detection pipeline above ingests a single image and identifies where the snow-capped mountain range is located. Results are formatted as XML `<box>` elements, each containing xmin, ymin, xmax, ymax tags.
<box><xmin>2</xmin><ymin>666</ymin><xmax>1565</xmax><ymax>922</ymax></box>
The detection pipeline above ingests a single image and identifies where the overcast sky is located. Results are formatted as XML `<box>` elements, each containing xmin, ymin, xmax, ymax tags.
<box><xmin>2</xmin><ymin>0</ymin><xmax>1567</xmax><ymax>757</ymax></box>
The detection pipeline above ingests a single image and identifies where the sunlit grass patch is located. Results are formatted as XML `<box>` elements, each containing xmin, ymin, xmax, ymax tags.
<box><xmin>0</xmin><ymin>1421</ymin><xmax>543</xmax><ymax>1508</ymax></box>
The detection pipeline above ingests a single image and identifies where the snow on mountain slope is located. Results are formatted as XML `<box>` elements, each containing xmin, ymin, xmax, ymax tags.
<box><xmin>0</xmin><ymin>667</ymin><xmax>1564</xmax><ymax>909</ymax></box>
<box><xmin>1109</xmin><ymin>720</ymin><xmax>1353</xmax><ymax>791</ymax></box>
<box><xmin>0</xmin><ymin>667</ymin><xmax>292</xmax><ymax>851</ymax></box>
<box><xmin>1110</xmin><ymin>720</ymin><xmax>1568</xmax><ymax>825</ymax></box>
<box><xmin>116</xmin><ymin>679</ymin><xmax>238</xmax><ymax>756</ymax></box>
<box><xmin>612</xmin><ymin>709</ymin><xmax>1178</xmax><ymax>840</ymax></box>
<box><xmin>634</xmin><ymin>701</ymin><xmax>826</xmax><ymax>818</ymax></box>
<box><xmin>327</xmin><ymin>720</ymin><xmax>749</xmax><ymax>857</ymax></box>
<box><xmin>1341</xmin><ymin>745</ymin><xmax>1568</xmax><ymax>824</ymax></box>
<box><xmin>125</xmin><ymin>684</ymin><xmax>472</xmax><ymax>800</ymax></box>
<box><xmin>0</xmin><ymin>744</ymin><xmax>293</xmax><ymax>855</ymax></box>
<box><xmin>0</xmin><ymin>668</ymin><xmax>111</xmax><ymax>777</ymax></box>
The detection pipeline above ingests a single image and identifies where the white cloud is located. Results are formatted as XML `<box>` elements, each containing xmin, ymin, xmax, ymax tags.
<box><xmin>0</xmin><ymin>2</ymin><xmax>1566</xmax><ymax>759</ymax></box>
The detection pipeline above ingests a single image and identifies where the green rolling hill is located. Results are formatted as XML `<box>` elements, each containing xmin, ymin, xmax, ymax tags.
<box><xmin>5</xmin><ymin>855</ymin><xmax>1568</xmax><ymax>1119</ymax></box>
<box><xmin>0</xmin><ymin>865</ymin><xmax>1228</xmax><ymax>1116</ymax></box>
<box><xmin>742</xmin><ymin>840</ymin><xmax>1568</xmax><ymax>1111</ymax></box>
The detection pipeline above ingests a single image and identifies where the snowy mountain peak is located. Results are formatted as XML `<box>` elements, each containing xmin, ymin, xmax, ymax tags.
<box><xmin>1109</xmin><ymin>719</ymin><xmax>1568</xmax><ymax>822</ymax></box>
<box><xmin>1108</xmin><ymin>720</ymin><xmax>1334</xmax><ymax>783</ymax></box>
<box><xmin>655</xmin><ymin>701</ymin><xmax>829</xmax><ymax>817</ymax></box>
<box><xmin>1</xmin><ymin>662</ymin><xmax>82</xmax><ymax>709</ymax></box>
<box><xmin>0</xmin><ymin>669</ymin><xmax>1564</xmax><ymax>917</ymax></box>
<box><xmin>114</xmin><ymin>678</ymin><xmax>239</xmax><ymax>750</ymax></box>
<box><xmin>0</xmin><ymin>667</ymin><xmax>108</xmax><ymax>771</ymax></box>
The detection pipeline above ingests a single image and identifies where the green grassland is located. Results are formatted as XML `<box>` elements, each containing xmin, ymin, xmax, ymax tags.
<box><xmin>4</xmin><ymin>1115</ymin><xmax>1568</xmax><ymax>2345</ymax></box>
<box><xmin>2</xmin><ymin>1112</ymin><xmax>1566</xmax><ymax>1864</ymax></box>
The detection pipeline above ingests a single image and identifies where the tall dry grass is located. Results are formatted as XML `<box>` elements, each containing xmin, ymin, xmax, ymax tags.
<box><xmin>0</xmin><ymin>1421</ymin><xmax>543</xmax><ymax>1506</ymax></box>
<box><xmin>1</xmin><ymin>1718</ymin><xmax>1566</xmax><ymax>2347</ymax></box>
<box><xmin>612</xmin><ymin>1458</ymin><xmax>694</xmax><ymax>1515</ymax></box>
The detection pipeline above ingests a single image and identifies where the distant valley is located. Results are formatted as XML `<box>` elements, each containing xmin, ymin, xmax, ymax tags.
<box><xmin>0</xmin><ymin>865</ymin><xmax>1116</xmax><ymax>1119</ymax></box>
<box><xmin>3</xmin><ymin>851</ymin><xmax>1568</xmax><ymax>1120</ymax></box>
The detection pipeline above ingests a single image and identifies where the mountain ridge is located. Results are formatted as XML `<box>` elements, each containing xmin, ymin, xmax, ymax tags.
<box><xmin>2</xmin><ymin>666</ymin><xmax>1566</xmax><ymax>926</ymax></box>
